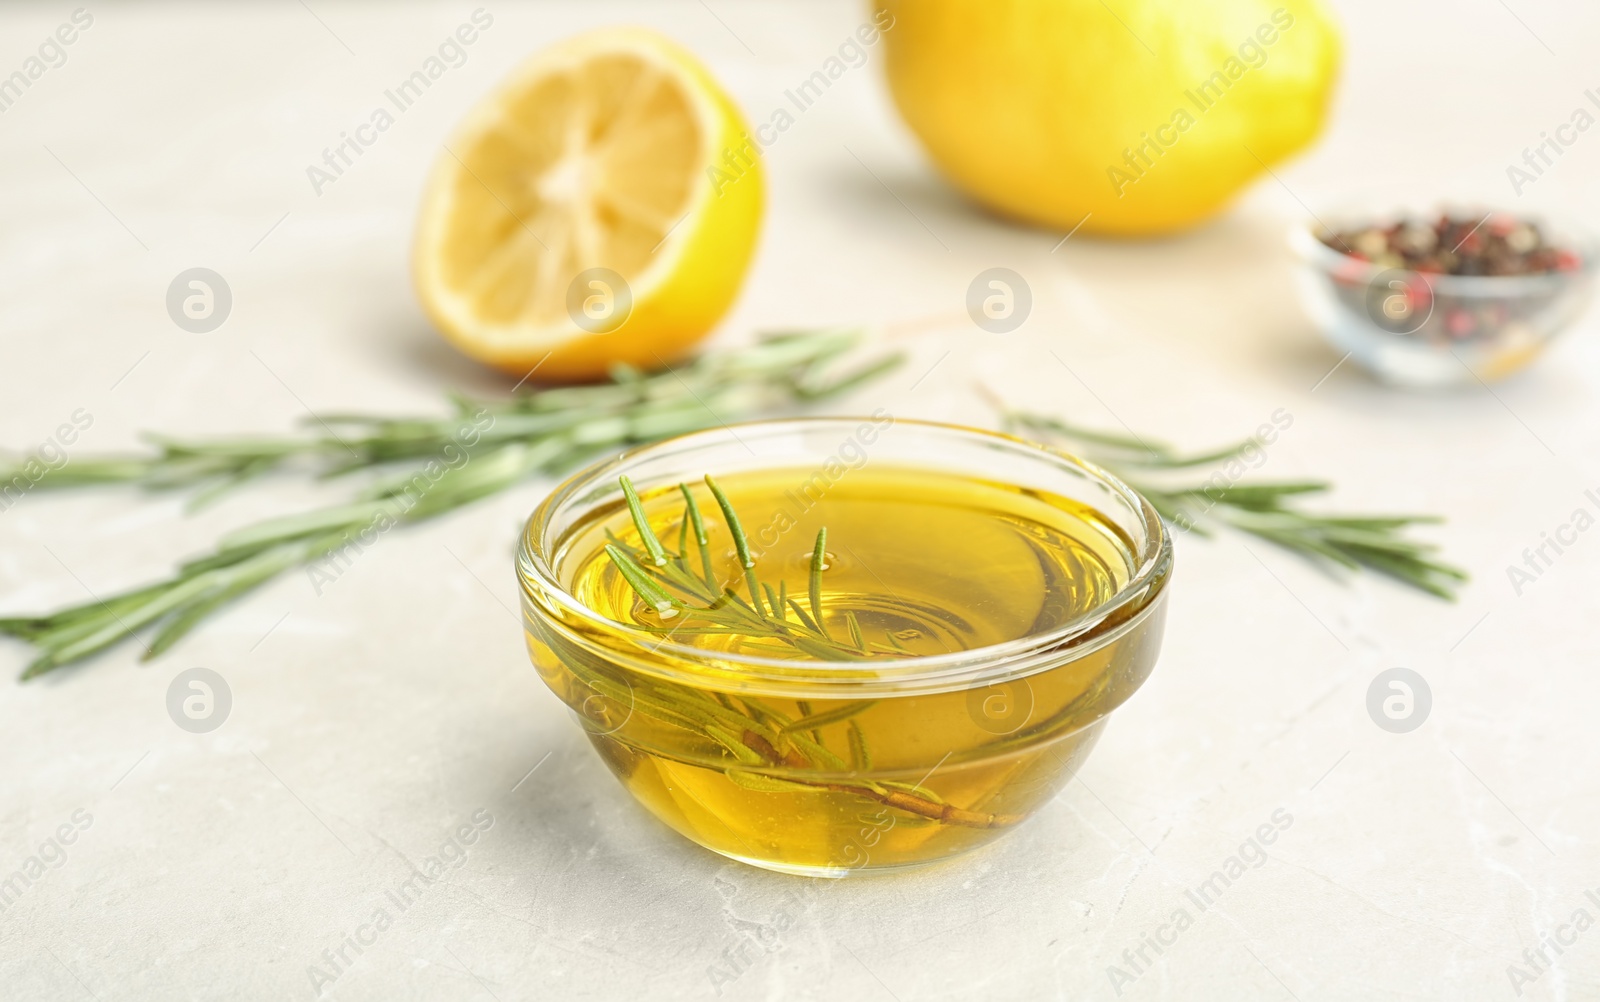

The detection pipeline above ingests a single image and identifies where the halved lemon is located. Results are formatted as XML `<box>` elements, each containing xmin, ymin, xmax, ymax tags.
<box><xmin>414</xmin><ymin>28</ymin><xmax>763</xmax><ymax>382</ymax></box>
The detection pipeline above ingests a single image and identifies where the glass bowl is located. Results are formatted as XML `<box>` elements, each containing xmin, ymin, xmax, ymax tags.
<box><xmin>1290</xmin><ymin>212</ymin><xmax>1597</xmax><ymax>387</ymax></box>
<box><xmin>517</xmin><ymin>418</ymin><xmax>1172</xmax><ymax>877</ymax></box>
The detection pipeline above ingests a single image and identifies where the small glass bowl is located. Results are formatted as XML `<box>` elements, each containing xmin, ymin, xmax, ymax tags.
<box><xmin>516</xmin><ymin>418</ymin><xmax>1172</xmax><ymax>876</ymax></box>
<box><xmin>1290</xmin><ymin>213</ymin><xmax>1597</xmax><ymax>387</ymax></box>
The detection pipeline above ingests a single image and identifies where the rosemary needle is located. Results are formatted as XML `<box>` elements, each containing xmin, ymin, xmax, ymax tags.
<box><xmin>680</xmin><ymin>482</ymin><xmax>715</xmax><ymax>586</ymax></box>
<box><xmin>808</xmin><ymin>527</ymin><xmax>827</xmax><ymax>634</ymax></box>
<box><xmin>704</xmin><ymin>474</ymin><xmax>761</xmax><ymax>613</ymax></box>
<box><xmin>620</xmin><ymin>475</ymin><xmax>668</xmax><ymax>566</ymax></box>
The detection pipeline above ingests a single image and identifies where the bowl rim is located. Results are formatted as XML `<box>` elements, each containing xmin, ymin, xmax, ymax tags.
<box><xmin>517</xmin><ymin>416</ymin><xmax>1173</xmax><ymax>692</ymax></box>
<box><xmin>1288</xmin><ymin>212</ymin><xmax>1599</xmax><ymax>296</ymax></box>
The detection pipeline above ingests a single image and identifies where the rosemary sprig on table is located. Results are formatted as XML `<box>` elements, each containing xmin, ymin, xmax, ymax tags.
<box><xmin>8</xmin><ymin>330</ymin><xmax>895</xmax><ymax>505</ymax></box>
<box><xmin>998</xmin><ymin>407</ymin><xmax>1468</xmax><ymax>599</ymax></box>
<box><xmin>604</xmin><ymin>474</ymin><xmax>907</xmax><ymax>660</ymax></box>
<box><xmin>0</xmin><ymin>331</ymin><xmax>900</xmax><ymax>679</ymax></box>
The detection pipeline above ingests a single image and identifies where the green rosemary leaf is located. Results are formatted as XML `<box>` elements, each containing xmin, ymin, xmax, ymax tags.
<box><xmin>704</xmin><ymin>725</ymin><xmax>768</xmax><ymax>766</ymax></box>
<box><xmin>794</xmin><ymin>698</ymin><xmax>821</xmax><ymax>745</ymax></box>
<box><xmin>1246</xmin><ymin>524</ymin><xmax>1362</xmax><ymax>570</ymax></box>
<box><xmin>602</xmin><ymin>530</ymin><xmax>719</xmax><ymax>605</ymax></box>
<box><xmin>1318</xmin><ymin>515</ymin><xmax>1440</xmax><ymax>530</ymax></box>
<box><xmin>716</xmin><ymin>584</ymin><xmax>758</xmax><ymax>617</ymax></box>
<box><xmin>647</xmin><ymin>684</ymin><xmax>771</xmax><ymax>740</ymax></box>
<box><xmin>577</xmin><ymin>671</ymin><xmax>721</xmax><ymax>737</ymax></box>
<box><xmin>59</xmin><ymin>574</ymin><xmax>215</xmax><ymax>656</ymax></box>
<box><xmin>1181</xmin><ymin>482</ymin><xmax>1330</xmax><ymax>510</ymax></box>
<box><xmin>1335</xmin><ymin>544</ymin><xmax>1467</xmax><ymax>598</ymax></box>
<box><xmin>679</xmin><ymin>482</ymin><xmax>709</xmax><ymax>547</ymax></box>
<box><xmin>847</xmin><ymin>720</ymin><xmax>871</xmax><ymax>771</ymax></box>
<box><xmin>704</xmin><ymin>475</ymin><xmax>763</xmax><ymax>613</ymax></box>
<box><xmin>0</xmin><ymin>618</ymin><xmax>46</xmax><ymax>643</ymax></box>
<box><xmin>735</xmin><ymin>695</ymin><xmax>791</xmax><ymax>729</ymax></box>
<box><xmin>604</xmin><ymin>544</ymin><xmax>676</xmax><ymax>615</ymax></box>
<box><xmin>846</xmin><ymin>611</ymin><xmax>865</xmax><ymax>652</ymax></box>
<box><xmin>1316</xmin><ymin>525</ymin><xmax>1444</xmax><ymax>555</ymax></box>
<box><xmin>786</xmin><ymin>731</ymin><xmax>850</xmax><ymax>771</ymax></box>
<box><xmin>778</xmin><ymin>700</ymin><xmax>878</xmax><ymax>734</ymax></box>
<box><xmin>620</xmin><ymin>475</ymin><xmax>667</xmax><ymax>566</ymax></box>
<box><xmin>809</xmin><ymin>528</ymin><xmax>827</xmax><ymax>631</ymax></box>
<box><xmin>787</xmin><ymin>598</ymin><xmax>822</xmax><ymax>634</ymax></box>
<box><xmin>144</xmin><ymin>544</ymin><xmax>306</xmax><ymax>658</ymax></box>
<box><xmin>683</xmin><ymin>484</ymin><xmax>717</xmax><ymax>587</ymax></box>
<box><xmin>704</xmin><ymin>475</ymin><xmax>752</xmax><ymax>569</ymax></box>
<box><xmin>0</xmin><ymin>578</ymin><xmax>169</xmax><ymax>638</ymax></box>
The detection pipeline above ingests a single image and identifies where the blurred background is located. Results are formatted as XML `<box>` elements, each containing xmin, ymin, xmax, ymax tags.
<box><xmin>2</xmin><ymin>1</ymin><xmax>1598</xmax><ymax>999</ymax></box>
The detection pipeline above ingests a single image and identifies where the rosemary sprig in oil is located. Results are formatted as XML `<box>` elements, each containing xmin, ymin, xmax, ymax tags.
<box><xmin>996</xmin><ymin>405</ymin><xmax>1468</xmax><ymax>599</ymax></box>
<box><xmin>554</xmin><ymin>491</ymin><xmax>1022</xmax><ymax>829</ymax></box>
<box><xmin>603</xmin><ymin>474</ymin><xmax>909</xmax><ymax>660</ymax></box>
<box><xmin>569</xmin><ymin>644</ymin><xmax>1013</xmax><ymax>828</ymax></box>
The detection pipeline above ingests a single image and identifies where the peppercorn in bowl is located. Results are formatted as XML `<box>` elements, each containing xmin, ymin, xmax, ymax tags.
<box><xmin>1290</xmin><ymin>209</ymin><xmax>1596</xmax><ymax>387</ymax></box>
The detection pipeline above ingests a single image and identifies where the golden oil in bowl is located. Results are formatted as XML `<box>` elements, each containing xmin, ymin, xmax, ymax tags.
<box><xmin>519</xmin><ymin>419</ymin><xmax>1170</xmax><ymax>876</ymax></box>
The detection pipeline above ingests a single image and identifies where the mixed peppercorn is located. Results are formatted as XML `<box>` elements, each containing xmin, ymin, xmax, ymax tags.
<box><xmin>1315</xmin><ymin>211</ymin><xmax>1587</xmax><ymax>344</ymax></box>
<box><xmin>1319</xmin><ymin>212</ymin><xmax>1582</xmax><ymax>277</ymax></box>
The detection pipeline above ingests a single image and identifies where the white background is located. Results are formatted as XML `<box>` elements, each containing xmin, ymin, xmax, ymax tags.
<box><xmin>1</xmin><ymin>1</ymin><xmax>1598</xmax><ymax>999</ymax></box>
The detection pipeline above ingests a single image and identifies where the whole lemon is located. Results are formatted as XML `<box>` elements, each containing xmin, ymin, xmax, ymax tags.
<box><xmin>875</xmin><ymin>0</ymin><xmax>1341</xmax><ymax>236</ymax></box>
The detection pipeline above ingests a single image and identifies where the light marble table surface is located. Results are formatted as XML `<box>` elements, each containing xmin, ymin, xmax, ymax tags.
<box><xmin>2</xmin><ymin>1</ymin><xmax>1599</xmax><ymax>999</ymax></box>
